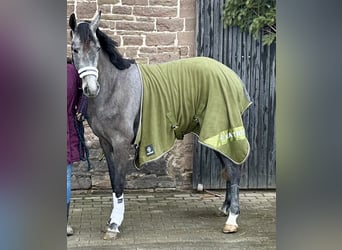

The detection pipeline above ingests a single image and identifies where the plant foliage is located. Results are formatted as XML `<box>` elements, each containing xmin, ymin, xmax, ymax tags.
<box><xmin>222</xmin><ymin>0</ymin><xmax>276</xmax><ymax>45</ymax></box>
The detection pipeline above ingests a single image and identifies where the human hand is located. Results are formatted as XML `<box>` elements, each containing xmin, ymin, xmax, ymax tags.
<box><xmin>76</xmin><ymin>112</ymin><xmax>84</xmax><ymax>121</ymax></box>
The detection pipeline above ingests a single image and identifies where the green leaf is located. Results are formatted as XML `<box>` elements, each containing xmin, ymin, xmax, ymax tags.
<box><xmin>223</xmin><ymin>0</ymin><xmax>276</xmax><ymax>45</ymax></box>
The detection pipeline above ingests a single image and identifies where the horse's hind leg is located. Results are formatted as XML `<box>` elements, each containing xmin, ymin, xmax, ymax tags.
<box><xmin>214</xmin><ymin>152</ymin><xmax>231</xmax><ymax>216</ymax></box>
<box><xmin>219</xmin><ymin>177</ymin><xmax>231</xmax><ymax>216</ymax></box>
<box><xmin>216</xmin><ymin>153</ymin><xmax>241</xmax><ymax>233</ymax></box>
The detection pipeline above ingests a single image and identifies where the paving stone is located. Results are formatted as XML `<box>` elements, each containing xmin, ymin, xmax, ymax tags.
<box><xmin>67</xmin><ymin>190</ymin><xmax>276</xmax><ymax>249</ymax></box>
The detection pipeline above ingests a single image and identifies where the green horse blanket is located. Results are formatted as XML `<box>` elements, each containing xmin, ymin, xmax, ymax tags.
<box><xmin>135</xmin><ymin>57</ymin><xmax>252</xmax><ymax>168</ymax></box>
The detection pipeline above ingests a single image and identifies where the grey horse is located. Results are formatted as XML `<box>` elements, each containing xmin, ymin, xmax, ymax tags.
<box><xmin>69</xmin><ymin>11</ymin><xmax>252</xmax><ymax>240</ymax></box>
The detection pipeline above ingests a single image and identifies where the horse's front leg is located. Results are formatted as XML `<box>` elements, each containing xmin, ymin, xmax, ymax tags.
<box><xmin>222</xmin><ymin>163</ymin><xmax>241</xmax><ymax>233</ymax></box>
<box><xmin>99</xmin><ymin>137</ymin><xmax>127</xmax><ymax>240</ymax></box>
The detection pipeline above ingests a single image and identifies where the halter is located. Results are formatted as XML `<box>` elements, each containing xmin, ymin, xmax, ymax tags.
<box><xmin>78</xmin><ymin>66</ymin><xmax>99</xmax><ymax>79</ymax></box>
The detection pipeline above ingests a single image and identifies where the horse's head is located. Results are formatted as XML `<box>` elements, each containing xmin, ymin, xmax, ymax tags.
<box><xmin>69</xmin><ymin>12</ymin><xmax>102</xmax><ymax>97</ymax></box>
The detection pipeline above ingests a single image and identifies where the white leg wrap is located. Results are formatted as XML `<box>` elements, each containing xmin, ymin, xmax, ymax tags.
<box><xmin>110</xmin><ymin>193</ymin><xmax>125</xmax><ymax>227</ymax></box>
<box><xmin>226</xmin><ymin>211</ymin><xmax>239</xmax><ymax>226</ymax></box>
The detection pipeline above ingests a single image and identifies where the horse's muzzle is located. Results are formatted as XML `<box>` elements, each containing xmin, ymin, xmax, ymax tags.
<box><xmin>83</xmin><ymin>81</ymin><xmax>100</xmax><ymax>97</ymax></box>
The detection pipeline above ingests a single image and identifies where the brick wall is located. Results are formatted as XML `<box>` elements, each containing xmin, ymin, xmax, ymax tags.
<box><xmin>67</xmin><ymin>0</ymin><xmax>196</xmax><ymax>63</ymax></box>
<box><xmin>67</xmin><ymin>0</ymin><xmax>196</xmax><ymax>191</ymax></box>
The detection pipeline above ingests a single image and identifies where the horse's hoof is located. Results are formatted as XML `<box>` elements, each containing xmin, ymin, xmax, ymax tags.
<box><xmin>103</xmin><ymin>230</ymin><xmax>119</xmax><ymax>240</ymax></box>
<box><xmin>103</xmin><ymin>223</ymin><xmax>120</xmax><ymax>240</ymax></box>
<box><xmin>223</xmin><ymin>224</ymin><xmax>238</xmax><ymax>233</ymax></box>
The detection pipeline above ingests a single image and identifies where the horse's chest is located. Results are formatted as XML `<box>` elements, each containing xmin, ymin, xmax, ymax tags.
<box><xmin>87</xmin><ymin>110</ymin><xmax>106</xmax><ymax>137</ymax></box>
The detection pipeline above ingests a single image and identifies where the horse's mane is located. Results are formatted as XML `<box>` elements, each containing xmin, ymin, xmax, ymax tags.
<box><xmin>96</xmin><ymin>28</ymin><xmax>135</xmax><ymax>70</ymax></box>
<box><xmin>76</xmin><ymin>22</ymin><xmax>134</xmax><ymax>70</ymax></box>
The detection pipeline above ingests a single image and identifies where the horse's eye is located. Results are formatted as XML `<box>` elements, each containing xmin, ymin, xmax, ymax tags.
<box><xmin>96</xmin><ymin>47</ymin><xmax>101</xmax><ymax>52</ymax></box>
<box><xmin>73</xmin><ymin>48</ymin><xmax>79</xmax><ymax>54</ymax></box>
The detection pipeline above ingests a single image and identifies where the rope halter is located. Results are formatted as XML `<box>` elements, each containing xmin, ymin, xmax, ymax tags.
<box><xmin>78</xmin><ymin>66</ymin><xmax>99</xmax><ymax>79</ymax></box>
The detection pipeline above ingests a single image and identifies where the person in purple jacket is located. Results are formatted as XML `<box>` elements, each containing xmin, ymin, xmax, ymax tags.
<box><xmin>67</xmin><ymin>57</ymin><xmax>88</xmax><ymax>236</ymax></box>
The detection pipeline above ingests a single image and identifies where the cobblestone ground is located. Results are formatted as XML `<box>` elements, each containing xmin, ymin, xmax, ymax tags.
<box><xmin>67</xmin><ymin>190</ymin><xmax>276</xmax><ymax>250</ymax></box>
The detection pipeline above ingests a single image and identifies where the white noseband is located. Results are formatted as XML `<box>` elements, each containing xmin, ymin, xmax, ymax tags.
<box><xmin>78</xmin><ymin>66</ymin><xmax>99</xmax><ymax>79</ymax></box>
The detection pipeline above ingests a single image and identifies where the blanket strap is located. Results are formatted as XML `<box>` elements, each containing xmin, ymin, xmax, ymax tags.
<box><xmin>166</xmin><ymin>112</ymin><xmax>184</xmax><ymax>139</ymax></box>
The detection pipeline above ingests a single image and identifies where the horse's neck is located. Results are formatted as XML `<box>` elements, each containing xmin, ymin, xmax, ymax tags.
<box><xmin>91</xmin><ymin>52</ymin><xmax>141</xmax><ymax>109</ymax></box>
<box><xmin>98</xmin><ymin>52</ymin><xmax>119</xmax><ymax>85</ymax></box>
<box><xmin>87</xmin><ymin>53</ymin><xmax>142</xmax><ymax>138</ymax></box>
<box><xmin>96</xmin><ymin>54</ymin><xmax>121</xmax><ymax>99</ymax></box>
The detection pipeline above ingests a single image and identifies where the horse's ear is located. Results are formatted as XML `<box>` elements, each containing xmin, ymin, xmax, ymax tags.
<box><xmin>90</xmin><ymin>11</ymin><xmax>101</xmax><ymax>31</ymax></box>
<box><xmin>69</xmin><ymin>13</ymin><xmax>77</xmax><ymax>31</ymax></box>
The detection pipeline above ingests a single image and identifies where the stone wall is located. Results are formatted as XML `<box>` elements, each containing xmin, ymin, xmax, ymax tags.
<box><xmin>67</xmin><ymin>0</ymin><xmax>196</xmax><ymax>191</ymax></box>
<box><xmin>67</xmin><ymin>0</ymin><xmax>196</xmax><ymax>62</ymax></box>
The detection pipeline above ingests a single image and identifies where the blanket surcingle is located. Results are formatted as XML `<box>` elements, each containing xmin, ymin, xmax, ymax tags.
<box><xmin>134</xmin><ymin>57</ymin><xmax>252</xmax><ymax>168</ymax></box>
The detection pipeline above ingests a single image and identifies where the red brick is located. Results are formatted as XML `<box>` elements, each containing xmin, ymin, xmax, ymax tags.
<box><xmin>146</xmin><ymin>33</ymin><xmax>176</xmax><ymax>46</ymax></box>
<box><xmin>149</xmin><ymin>52</ymin><xmax>180</xmax><ymax>63</ymax></box>
<box><xmin>180</xmin><ymin>0</ymin><xmax>196</xmax><ymax>18</ymax></box>
<box><xmin>156</xmin><ymin>18</ymin><xmax>184</xmax><ymax>32</ymax></box>
<box><xmin>125</xmin><ymin>47</ymin><xmax>139</xmax><ymax>58</ymax></box>
<box><xmin>112</xmin><ymin>6</ymin><xmax>132</xmax><ymax>15</ymax></box>
<box><xmin>117</xmin><ymin>21</ymin><xmax>155</xmax><ymax>31</ymax></box>
<box><xmin>180</xmin><ymin>0</ymin><xmax>195</xmax><ymax>8</ymax></box>
<box><xmin>123</xmin><ymin>36</ymin><xmax>144</xmax><ymax>46</ymax></box>
<box><xmin>149</xmin><ymin>0</ymin><xmax>178</xmax><ymax>6</ymax></box>
<box><xmin>177</xmin><ymin>31</ymin><xmax>195</xmax><ymax>45</ymax></box>
<box><xmin>185</xmin><ymin>18</ymin><xmax>195</xmax><ymax>31</ymax></box>
<box><xmin>102</xmin><ymin>14</ymin><xmax>134</xmax><ymax>21</ymax></box>
<box><xmin>98</xmin><ymin>0</ymin><xmax>119</xmax><ymax>4</ymax></box>
<box><xmin>100</xmin><ymin>20</ymin><xmax>116</xmax><ymax>29</ymax></box>
<box><xmin>180</xmin><ymin>8</ymin><xmax>195</xmax><ymax>18</ymax></box>
<box><xmin>136</xmin><ymin>17</ymin><xmax>155</xmax><ymax>22</ymax></box>
<box><xmin>122</xmin><ymin>0</ymin><xmax>148</xmax><ymax>6</ymax></box>
<box><xmin>179</xmin><ymin>46</ymin><xmax>189</xmax><ymax>56</ymax></box>
<box><xmin>188</xmin><ymin>44</ymin><xmax>195</xmax><ymax>57</ymax></box>
<box><xmin>117</xmin><ymin>30</ymin><xmax>145</xmax><ymax>36</ymax></box>
<box><xmin>133</xmin><ymin>6</ymin><xmax>177</xmax><ymax>17</ymax></box>
<box><xmin>157</xmin><ymin>47</ymin><xmax>180</xmax><ymax>53</ymax></box>
<box><xmin>139</xmin><ymin>47</ymin><xmax>157</xmax><ymax>54</ymax></box>
<box><xmin>76</xmin><ymin>2</ymin><xmax>97</xmax><ymax>19</ymax></box>
<box><xmin>67</xmin><ymin>4</ymin><xmax>75</xmax><ymax>18</ymax></box>
<box><xmin>98</xmin><ymin>5</ymin><xmax>111</xmax><ymax>15</ymax></box>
